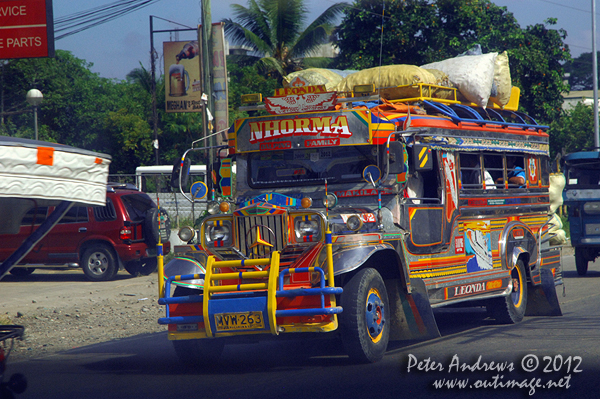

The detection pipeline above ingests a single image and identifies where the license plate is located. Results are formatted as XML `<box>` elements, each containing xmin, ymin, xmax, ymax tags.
<box><xmin>176</xmin><ymin>323</ymin><xmax>199</xmax><ymax>332</ymax></box>
<box><xmin>215</xmin><ymin>311</ymin><xmax>265</xmax><ymax>331</ymax></box>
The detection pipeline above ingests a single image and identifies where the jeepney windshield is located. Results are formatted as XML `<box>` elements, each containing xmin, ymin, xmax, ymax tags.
<box><xmin>248</xmin><ymin>146</ymin><xmax>378</xmax><ymax>188</ymax></box>
<box><xmin>566</xmin><ymin>161</ymin><xmax>600</xmax><ymax>187</ymax></box>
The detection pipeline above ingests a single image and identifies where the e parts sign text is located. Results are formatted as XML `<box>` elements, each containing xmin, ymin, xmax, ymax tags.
<box><xmin>0</xmin><ymin>0</ymin><xmax>54</xmax><ymax>59</ymax></box>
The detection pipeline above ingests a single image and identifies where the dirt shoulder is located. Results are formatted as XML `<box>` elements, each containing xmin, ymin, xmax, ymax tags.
<box><xmin>1</xmin><ymin>268</ymin><xmax>166</xmax><ymax>361</ymax></box>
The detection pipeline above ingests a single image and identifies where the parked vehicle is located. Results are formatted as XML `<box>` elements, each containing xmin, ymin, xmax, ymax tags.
<box><xmin>562</xmin><ymin>149</ymin><xmax>600</xmax><ymax>275</ymax></box>
<box><xmin>0</xmin><ymin>183</ymin><xmax>171</xmax><ymax>281</ymax></box>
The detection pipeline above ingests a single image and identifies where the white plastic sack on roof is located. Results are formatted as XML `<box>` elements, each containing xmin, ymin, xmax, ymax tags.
<box><xmin>421</xmin><ymin>52</ymin><xmax>497</xmax><ymax>107</ymax></box>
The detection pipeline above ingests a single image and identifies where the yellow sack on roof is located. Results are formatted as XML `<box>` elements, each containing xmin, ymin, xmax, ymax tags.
<box><xmin>283</xmin><ymin>68</ymin><xmax>344</xmax><ymax>91</ymax></box>
<box><xmin>334</xmin><ymin>65</ymin><xmax>438</xmax><ymax>100</ymax></box>
<box><xmin>489</xmin><ymin>51</ymin><xmax>512</xmax><ymax>107</ymax></box>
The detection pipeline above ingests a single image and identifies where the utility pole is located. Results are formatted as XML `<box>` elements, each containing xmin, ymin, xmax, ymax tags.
<box><xmin>593</xmin><ymin>0</ymin><xmax>599</xmax><ymax>148</ymax></box>
<box><xmin>150</xmin><ymin>15</ymin><xmax>159</xmax><ymax>165</ymax></box>
<box><xmin>200</xmin><ymin>0</ymin><xmax>214</xmax><ymax>197</ymax></box>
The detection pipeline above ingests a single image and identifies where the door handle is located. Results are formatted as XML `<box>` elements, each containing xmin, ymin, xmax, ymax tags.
<box><xmin>79</xmin><ymin>227</ymin><xmax>87</xmax><ymax>233</ymax></box>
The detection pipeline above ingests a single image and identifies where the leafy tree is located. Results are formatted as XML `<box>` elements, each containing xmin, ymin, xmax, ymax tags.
<box><xmin>333</xmin><ymin>0</ymin><xmax>570</xmax><ymax>123</ymax></box>
<box><xmin>222</xmin><ymin>0</ymin><xmax>347</xmax><ymax>80</ymax></box>
<box><xmin>566</xmin><ymin>52</ymin><xmax>598</xmax><ymax>91</ymax></box>
<box><xmin>548</xmin><ymin>103</ymin><xmax>595</xmax><ymax>160</ymax></box>
<box><xmin>227</xmin><ymin>62</ymin><xmax>279</xmax><ymax>122</ymax></box>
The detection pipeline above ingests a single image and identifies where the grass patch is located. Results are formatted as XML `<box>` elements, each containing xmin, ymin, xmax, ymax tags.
<box><xmin>0</xmin><ymin>314</ymin><xmax>12</xmax><ymax>325</ymax></box>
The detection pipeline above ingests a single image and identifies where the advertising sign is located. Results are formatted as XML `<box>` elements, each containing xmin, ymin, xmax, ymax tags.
<box><xmin>164</xmin><ymin>40</ymin><xmax>202</xmax><ymax>113</ymax></box>
<box><xmin>0</xmin><ymin>0</ymin><xmax>54</xmax><ymax>59</ymax></box>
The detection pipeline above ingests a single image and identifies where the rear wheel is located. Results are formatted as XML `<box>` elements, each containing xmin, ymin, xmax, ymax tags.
<box><xmin>488</xmin><ymin>259</ymin><xmax>528</xmax><ymax>324</ymax></box>
<box><xmin>9</xmin><ymin>267</ymin><xmax>35</xmax><ymax>277</ymax></box>
<box><xmin>339</xmin><ymin>268</ymin><xmax>390</xmax><ymax>363</ymax></box>
<box><xmin>81</xmin><ymin>244</ymin><xmax>118</xmax><ymax>281</ymax></box>
<box><xmin>124</xmin><ymin>258</ymin><xmax>158</xmax><ymax>276</ymax></box>
<box><xmin>575</xmin><ymin>247</ymin><xmax>589</xmax><ymax>276</ymax></box>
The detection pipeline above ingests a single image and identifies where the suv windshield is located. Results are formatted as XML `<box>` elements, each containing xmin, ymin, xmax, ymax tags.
<box><xmin>248</xmin><ymin>146</ymin><xmax>378</xmax><ymax>189</ymax></box>
<box><xmin>120</xmin><ymin>193</ymin><xmax>156</xmax><ymax>221</ymax></box>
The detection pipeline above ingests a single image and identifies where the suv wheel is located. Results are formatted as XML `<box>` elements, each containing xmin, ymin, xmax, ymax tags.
<box><xmin>81</xmin><ymin>244</ymin><xmax>118</xmax><ymax>281</ymax></box>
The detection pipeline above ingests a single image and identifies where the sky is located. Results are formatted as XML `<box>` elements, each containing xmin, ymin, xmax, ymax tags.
<box><xmin>52</xmin><ymin>0</ymin><xmax>597</xmax><ymax>81</ymax></box>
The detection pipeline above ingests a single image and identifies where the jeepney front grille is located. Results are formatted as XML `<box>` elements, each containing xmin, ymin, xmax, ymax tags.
<box><xmin>235</xmin><ymin>214</ymin><xmax>287</xmax><ymax>258</ymax></box>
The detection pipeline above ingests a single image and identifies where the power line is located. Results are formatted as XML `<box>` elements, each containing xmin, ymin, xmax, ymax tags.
<box><xmin>55</xmin><ymin>0</ymin><xmax>162</xmax><ymax>40</ymax></box>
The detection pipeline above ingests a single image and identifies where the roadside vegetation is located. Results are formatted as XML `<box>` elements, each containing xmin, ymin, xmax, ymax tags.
<box><xmin>0</xmin><ymin>0</ymin><xmax>596</xmax><ymax>172</ymax></box>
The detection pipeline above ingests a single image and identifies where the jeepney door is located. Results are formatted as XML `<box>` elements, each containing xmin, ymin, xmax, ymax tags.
<box><xmin>402</xmin><ymin>147</ymin><xmax>456</xmax><ymax>254</ymax></box>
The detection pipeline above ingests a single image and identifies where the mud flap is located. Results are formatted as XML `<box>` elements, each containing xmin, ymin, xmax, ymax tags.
<box><xmin>386</xmin><ymin>278</ymin><xmax>440</xmax><ymax>341</ymax></box>
<box><xmin>525</xmin><ymin>268</ymin><xmax>562</xmax><ymax>317</ymax></box>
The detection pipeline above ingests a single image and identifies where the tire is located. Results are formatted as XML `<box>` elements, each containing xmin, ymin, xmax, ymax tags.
<box><xmin>144</xmin><ymin>208</ymin><xmax>171</xmax><ymax>246</ymax></box>
<box><xmin>124</xmin><ymin>258</ymin><xmax>157</xmax><ymax>276</ymax></box>
<box><xmin>172</xmin><ymin>286</ymin><xmax>223</xmax><ymax>366</ymax></box>
<box><xmin>488</xmin><ymin>259</ymin><xmax>528</xmax><ymax>324</ymax></box>
<box><xmin>81</xmin><ymin>244</ymin><xmax>118</xmax><ymax>281</ymax></box>
<box><xmin>339</xmin><ymin>268</ymin><xmax>390</xmax><ymax>363</ymax></box>
<box><xmin>575</xmin><ymin>247</ymin><xmax>589</xmax><ymax>276</ymax></box>
<box><xmin>139</xmin><ymin>257</ymin><xmax>158</xmax><ymax>276</ymax></box>
<box><xmin>9</xmin><ymin>267</ymin><xmax>35</xmax><ymax>277</ymax></box>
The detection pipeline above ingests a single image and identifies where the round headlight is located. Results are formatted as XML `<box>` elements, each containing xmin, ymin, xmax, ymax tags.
<box><xmin>207</xmin><ymin>201</ymin><xmax>220</xmax><ymax>215</ymax></box>
<box><xmin>322</xmin><ymin>193</ymin><xmax>338</xmax><ymax>209</ymax></box>
<box><xmin>346</xmin><ymin>215</ymin><xmax>363</xmax><ymax>231</ymax></box>
<box><xmin>178</xmin><ymin>226</ymin><xmax>195</xmax><ymax>242</ymax></box>
<box><xmin>209</xmin><ymin>224</ymin><xmax>230</xmax><ymax>242</ymax></box>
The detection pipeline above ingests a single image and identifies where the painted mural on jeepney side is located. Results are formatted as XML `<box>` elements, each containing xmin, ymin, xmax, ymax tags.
<box><xmin>464</xmin><ymin>220</ymin><xmax>493</xmax><ymax>272</ymax></box>
<box><xmin>442</xmin><ymin>152</ymin><xmax>458</xmax><ymax>222</ymax></box>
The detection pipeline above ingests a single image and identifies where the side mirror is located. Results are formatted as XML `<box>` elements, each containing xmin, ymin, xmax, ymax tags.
<box><xmin>171</xmin><ymin>157</ymin><xmax>191</xmax><ymax>189</ymax></box>
<box><xmin>388</xmin><ymin>141</ymin><xmax>408</xmax><ymax>175</ymax></box>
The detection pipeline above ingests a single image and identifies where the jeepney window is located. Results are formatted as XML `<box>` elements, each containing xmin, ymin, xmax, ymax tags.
<box><xmin>248</xmin><ymin>146</ymin><xmax>377</xmax><ymax>188</ymax></box>
<box><xmin>540</xmin><ymin>157</ymin><xmax>550</xmax><ymax>186</ymax></box>
<box><xmin>566</xmin><ymin>162</ymin><xmax>600</xmax><ymax>186</ymax></box>
<box><xmin>505</xmin><ymin>155</ymin><xmax>526</xmax><ymax>188</ymax></box>
<box><xmin>483</xmin><ymin>154</ymin><xmax>503</xmax><ymax>189</ymax></box>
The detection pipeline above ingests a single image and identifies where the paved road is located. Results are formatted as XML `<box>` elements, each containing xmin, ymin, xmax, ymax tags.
<box><xmin>7</xmin><ymin>253</ymin><xmax>600</xmax><ymax>399</ymax></box>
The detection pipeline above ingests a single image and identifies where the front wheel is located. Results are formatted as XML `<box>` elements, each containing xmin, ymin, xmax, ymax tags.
<box><xmin>575</xmin><ymin>247</ymin><xmax>589</xmax><ymax>276</ymax></box>
<box><xmin>487</xmin><ymin>259</ymin><xmax>528</xmax><ymax>324</ymax></box>
<box><xmin>81</xmin><ymin>245</ymin><xmax>118</xmax><ymax>281</ymax></box>
<box><xmin>339</xmin><ymin>268</ymin><xmax>390</xmax><ymax>363</ymax></box>
<box><xmin>172</xmin><ymin>286</ymin><xmax>223</xmax><ymax>366</ymax></box>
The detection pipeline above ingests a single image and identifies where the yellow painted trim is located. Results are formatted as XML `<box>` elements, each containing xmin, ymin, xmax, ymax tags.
<box><xmin>202</xmin><ymin>256</ymin><xmax>215</xmax><ymax>338</ymax></box>
<box><xmin>267</xmin><ymin>251</ymin><xmax>280</xmax><ymax>335</ymax></box>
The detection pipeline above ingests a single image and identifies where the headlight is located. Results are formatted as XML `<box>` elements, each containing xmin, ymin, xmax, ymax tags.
<box><xmin>346</xmin><ymin>215</ymin><xmax>363</xmax><ymax>231</ymax></box>
<box><xmin>294</xmin><ymin>216</ymin><xmax>321</xmax><ymax>242</ymax></box>
<box><xmin>204</xmin><ymin>220</ymin><xmax>232</xmax><ymax>247</ymax></box>
<box><xmin>322</xmin><ymin>193</ymin><xmax>338</xmax><ymax>209</ymax></box>
<box><xmin>207</xmin><ymin>201</ymin><xmax>221</xmax><ymax>215</ymax></box>
<box><xmin>584</xmin><ymin>202</ymin><xmax>600</xmax><ymax>214</ymax></box>
<box><xmin>178</xmin><ymin>226</ymin><xmax>196</xmax><ymax>242</ymax></box>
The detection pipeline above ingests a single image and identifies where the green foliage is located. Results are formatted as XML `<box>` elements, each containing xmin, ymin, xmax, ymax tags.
<box><xmin>223</xmin><ymin>0</ymin><xmax>347</xmax><ymax>81</ymax></box>
<box><xmin>227</xmin><ymin>62</ymin><xmax>279</xmax><ymax>122</ymax></box>
<box><xmin>548</xmin><ymin>103</ymin><xmax>595</xmax><ymax>159</ymax></box>
<box><xmin>0</xmin><ymin>50</ymin><xmax>203</xmax><ymax>175</ymax></box>
<box><xmin>333</xmin><ymin>0</ymin><xmax>570</xmax><ymax>123</ymax></box>
<box><xmin>566</xmin><ymin>52</ymin><xmax>597</xmax><ymax>90</ymax></box>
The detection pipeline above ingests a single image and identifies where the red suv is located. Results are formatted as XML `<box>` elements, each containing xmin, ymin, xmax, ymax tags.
<box><xmin>0</xmin><ymin>183</ymin><xmax>171</xmax><ymax>281</ymax></box>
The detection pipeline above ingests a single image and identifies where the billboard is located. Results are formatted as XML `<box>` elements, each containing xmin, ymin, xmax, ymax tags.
<box><xmin>164</xmin><ymin>40</ymin><xmax>203</xmax><ymax>113</ymax></box>
<box><xmin>0</xmin><ymin>0</ymin><xmax>54</xmax><ymax>59</ymax></box>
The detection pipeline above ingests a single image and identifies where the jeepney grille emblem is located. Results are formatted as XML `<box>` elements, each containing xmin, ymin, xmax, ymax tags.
<box><xmin>235</xmin><ymin>214</ymin><xmax>286</xmax><ymax>258</ymax></box>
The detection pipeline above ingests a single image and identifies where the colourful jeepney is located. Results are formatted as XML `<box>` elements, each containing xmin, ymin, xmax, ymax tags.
<box><xmin>158</xmin><ymin>83</ymin><xmax>563</xmax><ymax>363</ymax></box>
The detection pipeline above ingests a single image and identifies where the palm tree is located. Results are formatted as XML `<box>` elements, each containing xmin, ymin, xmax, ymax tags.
<box><xmin>223</xmin><ymin>0</ymin><xmax>347</xmax><ymax>79</ymax></box>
